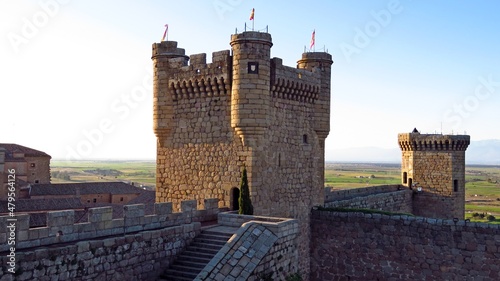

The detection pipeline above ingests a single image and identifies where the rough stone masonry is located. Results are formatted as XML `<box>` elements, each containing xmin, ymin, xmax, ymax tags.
<box><xmin>152</xmin><ymin>30</ymin><xmax>333</xmax><ymax>276</ymax></box>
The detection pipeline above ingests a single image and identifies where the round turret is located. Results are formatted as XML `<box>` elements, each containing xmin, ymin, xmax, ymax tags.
<box><xmin>230</xmin><ymin>32</ymin><xmax>273</xmax><ymax>145</ymax></box>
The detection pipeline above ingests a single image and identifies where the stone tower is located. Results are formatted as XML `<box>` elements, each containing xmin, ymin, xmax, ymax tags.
<box><xmin>151</xmin><ymin>31</ymin><xmax>333</xmax><ymax>275</ymax></box>
<box><xmin>398</xmin><ymin>129</ymin><xmax>470</xmax><ymax>219</ymax></box>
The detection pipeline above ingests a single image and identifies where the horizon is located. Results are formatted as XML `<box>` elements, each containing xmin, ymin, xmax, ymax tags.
<box><xmin>2</xmin><ymin>1</ymin><xmax>499</xmax><ymax>160</ymax></box>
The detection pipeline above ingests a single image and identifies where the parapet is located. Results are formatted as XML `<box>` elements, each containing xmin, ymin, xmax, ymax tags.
<box><xmin>271</xmin><ymin>57</ymin><xmax>321</xmax><ymax>103</ymax></box>
<box><xmin>398</xmin><ymin>132</ymin><xmax>470</xmax><ymax>151</ymax></box>
<box><xmin>0</xmin><ymin>198</ymin><xmax>220</xmax><ymax>252</ymax></box>
<box><xmin>297</xmin><ymin>52</ymin><xmax>334</xmax><ymax>71</ymax></box>
<box><xmin>230</xmin><ymin>31</ymin><xmax>273</xmax><ymax>48</ymax></box>
<box><xmin>151</xmin><ymin>41</ymin><xmax>189</xmax><ymax>62</ymax></box>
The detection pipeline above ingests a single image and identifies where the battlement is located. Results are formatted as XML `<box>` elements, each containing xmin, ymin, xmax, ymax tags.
<box><xmin>271</xmin><ymin>57</ymin><xmax>321</xmax><ymax>103</ymax></box>
<box><xmin>398</xmin><ymin>132</ymin><xmax>470</xmax><ymax>151</ymax></box>
<box><xmin>152</xmin><ymin>41</ymin><xmax>189</xmax><ymax>61</ymax></box>
<box><xmin>159</xmin><ymin>49</ymin><xmax>233</xmax><ymax>102</ymax></box>
<box><xmin>0</xmin><ymin>199</ymin><xmax>219</xmax><ymax>253</ymax></box>
<box><xmin>230</xmin><ymin>31</ymin><xmax>273</xmax><ymax>48</ymax></box>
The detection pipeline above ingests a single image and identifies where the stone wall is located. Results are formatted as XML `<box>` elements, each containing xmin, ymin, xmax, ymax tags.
<box><xmin>310</xmin><ymin>210</ymin><xmax>500</xmax><ymax>281</ymax></box>
<box><xmin>0</xmin><ymin>199</ymin><xmax>219</xmax><ymax>280</ymax></box>
<box><xmin>324</xmin><ymin>186</ymin><xmax>413</xmax><ymax>214</ymax></box>
<box><xmin>196</xmin><ymin>212</ymin><xmax>299</xmax><ymax>280</ymax></box>
<box><xmin>0</xmin><ymin>222</ymin><xmax>200</xmax><ymax>281</ymax></box>
<box><xmin>0</xmin><ymin>199</ymin><xmax>218</xmax><ymax>253</ymax></box>
<box><xmin>325</xmin><ymin>185</ymin><xmax>401</xmax><ymax>202</ymax></box>
<box><xmin>24</xmin><ymin>156</ymin><xmax>51</xmax><ymax>184</ymax></box>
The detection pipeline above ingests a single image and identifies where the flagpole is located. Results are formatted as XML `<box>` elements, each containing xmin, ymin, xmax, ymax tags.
<box><xmin>252</xmin><ymin>16</ymin><xmax>254</xmax><ymax>31</ymax></box>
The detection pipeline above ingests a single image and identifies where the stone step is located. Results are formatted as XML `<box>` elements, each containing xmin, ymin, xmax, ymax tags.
<box><xmin>189</xmin><ymin>241</ymin><xmax>224</xmax><ymax>251</ymax></box>
<box><xmin>159</xmin><ymin>268</ymin><xmax>199</xmax><ymax>280</ymax></box>
<box><xmin>201</xmin><ymin>230</ymin><xmax>234</xmax><ymax>238</ymax></box>
<box><xmin>158</xmin><ymin>227</ymin><xmax>235</xmax><ymax>281</ymax></box>
<box><xmin>185</xmin><ymin>246</ymin><xmax>219</xmax><ymax>255</ymax></box>
<box><xmin>195</xmin><ymin>235</ymin><xmax>231</xmax><ymax>245</ymax></box>
<box><xmin>180</xmin><ymin>250</ymin><xmax>215</xmax><ymax>261</ymax></box>
<box><xmin>174</xmin><ymin>259</ymin><xmax>207</xmax><ymax>269</ymax></box>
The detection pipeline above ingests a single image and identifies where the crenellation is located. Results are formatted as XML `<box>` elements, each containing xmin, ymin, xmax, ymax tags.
<box><xmin>189</xmin><ymin>53</ymin><xmax>206</xmax><ymax>65</ymax></box>
<box><xmin>154</xmin><ymin>202</ymin><xmax>173</xmax><ymax>215</ymax></box>
<box><xmin>0</xmin><ymin>199</ymin><xmax>220</xmax><ymax>253</ymax></box>
<box><xmin>398</xmin><ymin>130</ymin><xmax>470</xmax><ymax>219</ymax></box>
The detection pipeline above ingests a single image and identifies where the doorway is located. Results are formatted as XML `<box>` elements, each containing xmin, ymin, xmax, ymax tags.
<box><xmin>231</xmin><ymin>187</ymin><xmax>240</xmax><ymax>211</ymax></box>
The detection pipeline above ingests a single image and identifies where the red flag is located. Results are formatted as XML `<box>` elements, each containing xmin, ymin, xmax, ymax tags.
<box><xmin>161</xmin><ymin>24</ymin><xmax>168</xmax><ymax>41</ymax></box>
<box><xmin>249</xmin><ymin>8</ymin><xmax>255</xmax><ymax>20</ymax></box>
<box><xmin>310</xmin><ymin>29</ymin><xmax>315</xmax><ymax>49</ymax></box>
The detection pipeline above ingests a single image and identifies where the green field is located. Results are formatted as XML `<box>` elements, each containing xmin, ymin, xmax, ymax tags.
<box><xmin>50</xmin><ymin>160</ymin><xmax>500</xmax><ymax>221</ymax></box>
<box><xmin>51</xmin><ymin>160</ymin><xmax>156</xmax><ymax>190</ymax></box>
<box><xmin>325</xmin><ymin>163</ymin><xmax>401</xmax><ymax>188</ymax></box>
<box><xmin>325</xmin><ymin>162</ymin><xmax>500</xmax><ymax>222</ymax></box>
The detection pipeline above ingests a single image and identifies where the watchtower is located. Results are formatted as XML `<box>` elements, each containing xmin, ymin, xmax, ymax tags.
<box><xmin>398</xmin><ymin>129</ymin><xmax>470</xmax><ymax>219</ymax></box>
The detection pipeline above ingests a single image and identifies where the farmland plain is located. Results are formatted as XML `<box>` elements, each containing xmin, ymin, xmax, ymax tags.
<box><xmin>50</xmin><ymin>161</ymin><xmax>500</xmax><ymax>223</ymax></box>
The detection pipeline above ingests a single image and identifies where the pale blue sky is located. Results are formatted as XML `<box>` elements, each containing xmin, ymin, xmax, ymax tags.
<box><xmin>1</xmin><ymin>0</ymin><xmax>499</xmax><ymax>160</ymax></box>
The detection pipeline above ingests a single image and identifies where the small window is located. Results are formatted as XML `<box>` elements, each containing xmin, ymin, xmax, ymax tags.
<box><xmin>34</xmin><ymin>180</ymin><xmax>39</xmax><ymax>183</ymax></box>
<box><xmin>453</xmin><ymin>180</ymin><xmax>458</xmax><ymax>192</ymax></box>
<box><xmin>403</xmin><ymin>172</ymin><xmax>408</xmax><ymax>184</ymax></box>
<box><xmin>30</xmin><ymin>163</ymin><xmax>36</xmax><ymax>168</ymax></box>
<box><xmin>303</xmin><ymin>134</ymin><xmax>308</xmax><ymax>144</ymax></box>
<box><xmin>120</xmin><ymin>197</ymin><xmax>124</xmax><ymax>202</ymax></box>
<box><xmin>93</xmin><ymin>198</ymin><xmax>97</xmax><ymax>203</ymax></box>
<box><xmin>87</xmin><ymin>200</ymin><xmax>91</xmax><ymax>203</ymax></box>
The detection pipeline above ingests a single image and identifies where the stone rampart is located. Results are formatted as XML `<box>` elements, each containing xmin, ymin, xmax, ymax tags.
<box><xmin>324</xmin><ymin>189</ymin><xmax>413</xmax><ymax>214</ymax></box>
<box><xmin>0</xmin><ymin>199</ymin><xmax>219</xmax><ymax>280</ymax></box>
<box><xmin>310</xmin><ymin>210</ymin><xmax>500</xmax><ymax>281</ymax></box>
<box><xmin>1</xmin><ymin>222</ymin><xmax>200</xmax><ymax>281</ymax></box>
<box><xmin>324</xmin><ymin>184</ymin><xmax>402</xmax><ymax>202</ymax></box>
<box><xmin>271</xmin><ymin>58</ymin><xmax>320</xmax><ymax>103</ymax></box>
<box><xmin>169</xmin><ymin>51</ymin><xmax>232</xmax><ymax>102</ymax></box>
<box><xmin>195</xmin><ymin>212</ymin><xmax>299</xmax><ymax>280</ymax></box>
<box><xmin>0</xmin><ymin>199</ymin><xmax>218</xmax><ymax>253</ymax></box>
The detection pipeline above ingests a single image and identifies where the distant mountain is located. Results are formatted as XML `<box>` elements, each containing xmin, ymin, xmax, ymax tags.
<box><xmin>466</xmin><ymin>139</ymin><xmax>500</xmax><ymax>165</ymax></box>
<box><xmin>326</xmin><ymin>147</ymin><xmax>399</xmax><ymax>163</ymax></box>
<box><xmin>327</xmin><ymin>140</ymin><xmax>500</xmax><ymax>165</ymax></box>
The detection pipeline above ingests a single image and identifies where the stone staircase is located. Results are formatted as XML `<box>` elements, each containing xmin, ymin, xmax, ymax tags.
<box><xmin>158</xmin><ymin>227</ymin><xmax>234</xmax><ymax>281</ymax></box>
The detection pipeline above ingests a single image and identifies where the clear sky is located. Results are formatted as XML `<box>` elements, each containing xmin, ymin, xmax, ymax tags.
<box><xmin>1</xmin><ymin>0</ymin><xmax>499</xmax><ymax>160</ymax></box>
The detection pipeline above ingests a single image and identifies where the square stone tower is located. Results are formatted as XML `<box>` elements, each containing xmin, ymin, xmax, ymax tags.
<box><xmin>152</xmin><ymin>31</ymin><xmax>333</xmax><ymax>275</ymax></box>
<box><xmin>398</xmin><ymin>129</ymin><xmax>470</xmax><ymax>219</ymax></box>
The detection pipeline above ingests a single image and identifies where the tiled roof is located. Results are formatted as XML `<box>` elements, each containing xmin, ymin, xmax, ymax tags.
<box><xmin>30</xmin><ymin>182</ymin><xmax>147</xmax><ymax>196</ymax></box>
<box><xmin>0</xmin><ymin>198</ymin><xmax>84</xmax><ymax>213</ymax></box>
<box><xmin>0</xmin><ymin>143</ymin><xmax>51</xmax><ymax>158</ymax></box>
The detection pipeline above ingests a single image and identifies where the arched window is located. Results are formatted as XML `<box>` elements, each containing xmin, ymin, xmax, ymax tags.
<box><xmin>453</xmin><ymin>180</ymin><xmax>458</xmax><ymax>192</ymax></box>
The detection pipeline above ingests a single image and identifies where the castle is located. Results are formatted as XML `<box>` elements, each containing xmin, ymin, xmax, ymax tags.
<box><xmin>152</xmin><ymin>31</ymin><xmax>332</xmax><ymax>274</ymax></box>
<box><xmin>4</xmin><ymin>30</ymin><xmax>500</xmax><ymax>281</ymax></box>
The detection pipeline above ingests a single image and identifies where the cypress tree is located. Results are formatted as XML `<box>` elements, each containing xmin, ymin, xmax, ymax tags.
<box><xmin>238</xmin><ymin>166</ymin><xmax>253</xmax><ymax>215</ymax></box>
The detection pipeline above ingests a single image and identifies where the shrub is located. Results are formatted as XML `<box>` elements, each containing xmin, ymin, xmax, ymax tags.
<box><xmin>487</xmin><ymin>215</ymin><xmax>496</xmax><ymax>221</ymax></box>
<box><xmin>239</xmin><ymin>166</ymin><xmax>253</xmax><ymax>215</ymax></box>
<box><xmin>286</xmin><ymin>272</ymin><xmax>303</xmax><ymax>281</ymax></box>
